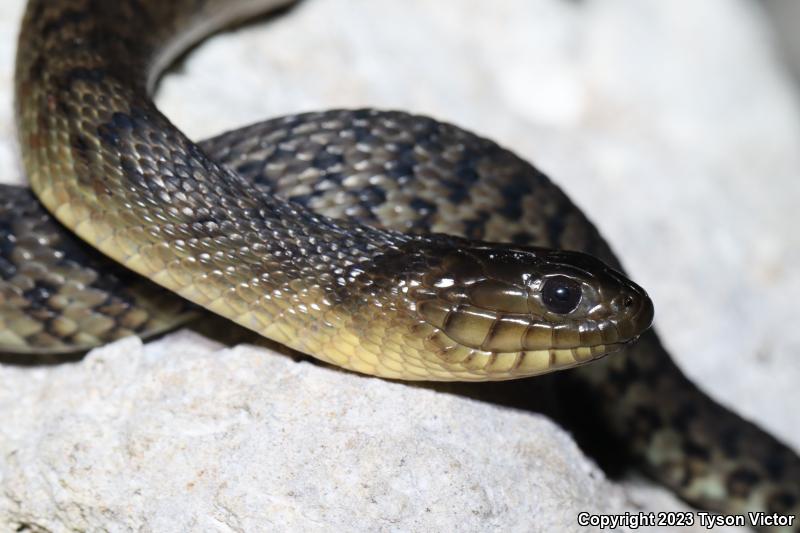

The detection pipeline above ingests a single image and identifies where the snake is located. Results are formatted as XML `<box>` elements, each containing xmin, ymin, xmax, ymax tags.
<box><xmin>4</xmin><ymin>0</ymin><xmax>798</xmax><ymax>530</ymax></box>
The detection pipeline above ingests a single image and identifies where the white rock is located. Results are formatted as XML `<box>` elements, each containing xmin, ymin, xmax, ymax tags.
<box><xmin>0</xmin><ymin>332</ymin><xmax>746</xmax><ymax>532</ymax></box>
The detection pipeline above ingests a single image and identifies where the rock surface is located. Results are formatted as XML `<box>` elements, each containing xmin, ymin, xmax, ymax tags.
<box><xmin>0</xmin><ymin>332</ymin><xmax>744</xmax><ymax>533</ymax></box>
<box><xmin>0</xmin><ymin>0</ymin><xmax>798</xmax><ymax>531</ymax></box>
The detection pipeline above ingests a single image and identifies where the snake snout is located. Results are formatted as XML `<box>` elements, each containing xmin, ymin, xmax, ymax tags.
<box><xmin>611</xmin><ymin>280</ymin><xmax>655</xmax><ymax>342</ymax></box>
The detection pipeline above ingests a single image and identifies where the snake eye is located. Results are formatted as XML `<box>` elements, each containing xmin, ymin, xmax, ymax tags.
<box><xmin>541</xmin><ymin>275</ymin><xmax>582</xmax><ymax>314</ymax></box>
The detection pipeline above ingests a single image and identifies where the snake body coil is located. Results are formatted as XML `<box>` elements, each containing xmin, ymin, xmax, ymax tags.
<box><xmin>13</xmin><ymin>0</ymin><xmax>652</xmax><ymax>381</ymax></box>
<box><xmin>6</xmin><ymin>0</ymin><xmax>800</xmax><ymax>530</ymax></box>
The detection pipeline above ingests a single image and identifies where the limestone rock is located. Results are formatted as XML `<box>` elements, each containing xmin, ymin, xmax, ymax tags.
<box><xmin>0</xmin><ymin>332</ymin><xmax>745</xmax><ymax>532</ymax></box>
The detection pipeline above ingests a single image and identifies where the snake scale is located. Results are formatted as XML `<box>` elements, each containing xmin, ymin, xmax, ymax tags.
<box><xmin>4</xmin><ymin>0</ymin><xmax>798</xmax><ymax>530</ymax></box>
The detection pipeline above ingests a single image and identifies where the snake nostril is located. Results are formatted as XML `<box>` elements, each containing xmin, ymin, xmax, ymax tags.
<box><xmin>623</xmin><ymin>295</ymin><xmax>634</xmax><ymax>308</ymax></box>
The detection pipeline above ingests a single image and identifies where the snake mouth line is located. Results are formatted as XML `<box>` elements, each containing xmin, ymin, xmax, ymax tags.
<box><xmin>413</xmin><ymin>322</ymin><xmax>641</xmax><ymax>380</ymax></box>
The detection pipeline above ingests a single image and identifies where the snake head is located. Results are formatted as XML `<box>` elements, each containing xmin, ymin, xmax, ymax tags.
<box><xmin>413</xmin><ymin>243</ymin><xmax>653</xmax><ymax>374</ymax></box>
